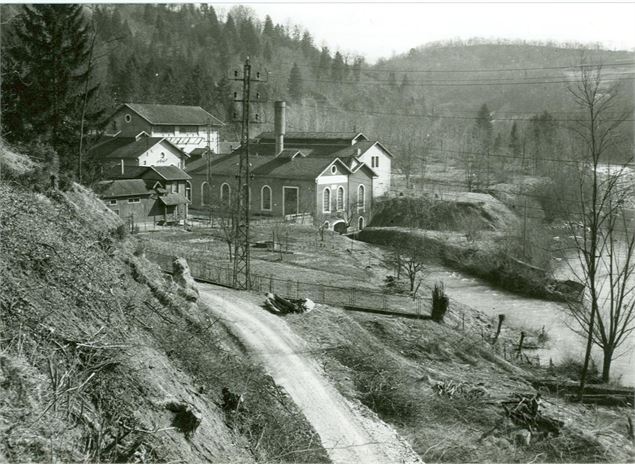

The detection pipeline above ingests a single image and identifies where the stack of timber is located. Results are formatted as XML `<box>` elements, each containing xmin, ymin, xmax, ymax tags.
<box><xmin>531</xmin><ymin>378</ymin><xmax>634</xmax><ymax>407</ymax></box>
<box><xmin>264</xmin><ymin>292</ymin><xmax>315</xmax><ymax>315</ymax></box>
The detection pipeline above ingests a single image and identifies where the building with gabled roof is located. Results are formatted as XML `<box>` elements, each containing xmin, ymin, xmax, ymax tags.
<box><xmin>95</xmin><ymin>165</ymin><xmax>192</xmax><ymax>225</ymax></box>
<box><xmin>186</xmin><ymin>101</ymin><xmax>388</xmax><ymax>232</ymax></box>
<box><xmin>103</xmin><ymin>103</ymin><xmax>224</xmax><ymax>155</ymax></box>
<box><xmin>89</xmin><ymin>134</ymin><xmax>189</xmax><ymax>174</ymax></box>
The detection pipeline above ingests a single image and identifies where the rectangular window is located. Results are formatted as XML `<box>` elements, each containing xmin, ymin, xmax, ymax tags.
<box><xmin>128</xmin><ymin>197</ymin><xmax>140</xmax><ymax>204</ymax></box>
<box><xmin>108</xmin><ymin>199</ymin><xmax>117</xmax><ymax>206</ymax></box>
<box><xmin>371</xmin><ymin>156</ymin><xmax>380</xmax><ymax>168</ymax></box>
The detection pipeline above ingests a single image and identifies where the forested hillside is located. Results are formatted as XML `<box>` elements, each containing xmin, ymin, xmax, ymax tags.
<box><xmin>2</xmin><ymin>3</ymin><xmax>634</xmax><ymax>179</ymax></box>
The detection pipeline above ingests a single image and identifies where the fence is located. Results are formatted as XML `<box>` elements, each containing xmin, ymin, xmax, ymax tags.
<box><xmin>145</xmin><ymin>251</ymin><xmax>550</xmax><ymax>368</ymax></box>
<box><xmin>145</xmin><ymin>251</ymin><xmax>428</xmax><ymax>318</ymax></box>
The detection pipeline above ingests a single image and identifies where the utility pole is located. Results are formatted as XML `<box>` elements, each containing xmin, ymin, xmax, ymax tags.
<box><xmin>521</xmin><ymin>138</ymin><xmax>528</xmax><ymax>260</ymax></box>
<box><xmin>231</xmin><ymin>57</ymin><xmax>263</xmax><ymax>289</ymax></box>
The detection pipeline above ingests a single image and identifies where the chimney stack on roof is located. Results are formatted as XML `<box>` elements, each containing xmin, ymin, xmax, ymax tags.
<box><xmin>274</xmin><ymin>101</ymin><xmax>286</xmax><ymax>155</ymax></box>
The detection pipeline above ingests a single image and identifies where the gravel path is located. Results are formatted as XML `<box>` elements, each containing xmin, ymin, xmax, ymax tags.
<box><xmin>198</xmin><ymin>284</ymin><xmax>422</xmax><ymax>464</ymax></box>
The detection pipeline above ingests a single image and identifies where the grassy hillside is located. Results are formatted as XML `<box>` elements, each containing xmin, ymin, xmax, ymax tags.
<box><xmin>285</xmin><ymin>305</ymin><xmax>634</xmax><ymax>463</ymax></box>
<box><xmin>0</xmin><ymin>147</ymin><xmax>328</xmax><ymax>463</ymax></box>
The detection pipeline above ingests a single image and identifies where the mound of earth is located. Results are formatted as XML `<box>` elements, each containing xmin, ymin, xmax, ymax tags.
<box><xmin>371</xmin><ymin>193</ymin><xmax>519</xmax><ymax>232</ymax></box>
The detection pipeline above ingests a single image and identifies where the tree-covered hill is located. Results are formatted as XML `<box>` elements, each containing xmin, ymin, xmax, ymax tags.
<box><xmin>1</xmin><ymin>3</ymin><xmax>633</xmax><ymax>180</ymax></box>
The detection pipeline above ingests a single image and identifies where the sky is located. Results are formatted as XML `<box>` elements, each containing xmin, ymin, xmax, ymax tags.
<box><xmin>219</xmin><ymin>1</ymin><xmax>635</xmax><ymax>63</ymax></box>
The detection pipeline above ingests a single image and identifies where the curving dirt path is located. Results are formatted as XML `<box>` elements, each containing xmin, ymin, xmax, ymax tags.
<box><xmin>198</xmin><ymin>283</ymin><xmax>422</xmax><ymax>464</ymax></box>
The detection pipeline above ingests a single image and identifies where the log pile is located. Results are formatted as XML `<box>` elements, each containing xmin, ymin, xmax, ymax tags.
<box><xmin>501</xmin><ymin>393</ymin><xmax>563</xmax><ymax>436</ymax></box>
<box><xmin>264</xmin><ymin>292</ymin><xmax>315</xmax><ymax>315</ymax></box>
<box><xmin>531</xmin><ymin>378</ymin><xmax>634</xmax><ymax>407</ymax></box>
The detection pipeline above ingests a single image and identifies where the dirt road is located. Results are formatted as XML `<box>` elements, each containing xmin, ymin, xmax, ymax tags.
<box><xmin>198</xmin><ymin>284</ymin><xmax>422</xmax><ymax>464</ymax></box>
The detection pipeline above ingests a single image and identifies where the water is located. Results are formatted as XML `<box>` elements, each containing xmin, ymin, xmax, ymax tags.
<box><xmin>426</xmin><ymin>264</ymin><xmax>635</xmax><ymax>386</ymax></box>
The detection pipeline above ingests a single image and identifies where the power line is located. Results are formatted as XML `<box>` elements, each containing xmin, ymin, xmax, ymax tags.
<box><xmin>303</xmin><ymin>75</ymin><xmax>635</xmax><ymax>88</ymax></box>
<box><xmin>282</xmin><ymin>59</ymin><xmax>635</xmax><ymax>75</ymax></box>
<box><xmin>291</xmin><ymin>102</ymin><xmax>635</xmax><ymax>123</ymax></box>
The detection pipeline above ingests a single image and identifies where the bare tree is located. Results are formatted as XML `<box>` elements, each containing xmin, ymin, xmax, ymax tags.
<box><xmin>564</xmin><ymin>64</ymin><xmax>635</xmax><ymax>390</ymax></box>
<box><xmin>387</xmin><ymin>234</ymin><xmax>431</xmax><ymax>297</ymax></box>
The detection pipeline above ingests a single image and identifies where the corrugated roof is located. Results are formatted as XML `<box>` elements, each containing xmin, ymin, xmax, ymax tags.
<box><xmin>94</xmin><ymin>179</ymin><xmax>151</xmax><ymax>198</ymax></box>
<box><xmin>124</xmin><ymin>103</ymin><xmax>224</xmax><ymax>126</ymax></box>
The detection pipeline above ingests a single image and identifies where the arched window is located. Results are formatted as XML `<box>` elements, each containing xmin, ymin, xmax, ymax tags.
<box><xmin>220</xmin><ymin>183</ymin><xmax>231</xmax><ymax>205</ymax></box>
<box><xmin>185</xmin><ymin>181</ymin><xmax>192</xmax><ymax>202</ymax></box>
<box><xmin>261</xmin><ymin>185</ymin><xmax>272</xmax><ymax>211</ymax></box>
<box><xmin>358</xmin><ymin>216</ymin><xmax>365</xmax><ymax>230</ymax></box>
<box><xmin>336</xmin><ymin>186</ymin><xmax>344</xmax><ymax>211</ymax></box>
<box><xmin>323</xmin><ymin>188</ymin><xmax>331</xmax><ymax>213</ymax></box>
<box><xmin>357</xmin><ymin>185</ymin><xmax>365</xmax><ymax>211</ymax></box>
<box><xmin>201</xmin><ymin>182</ymin><xmax>211</xmax><ymax>206</ymax></box>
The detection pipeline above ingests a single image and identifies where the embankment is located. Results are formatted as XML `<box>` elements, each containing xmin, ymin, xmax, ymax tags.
<box><xmin>0</xmin><ymin>146</ymin><xmax>328</xmax><ymax>463</ymax></box>
<box><xmin>358</xmin><ymin>227</ymin><xmax>581</xmax><ymax>302</ymax></box>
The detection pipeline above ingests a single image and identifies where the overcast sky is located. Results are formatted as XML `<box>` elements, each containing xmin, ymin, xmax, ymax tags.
<box><xmin>220</xmin><ymin>1</ymin><xmax>635</xmax><ymax>63</ymax></box>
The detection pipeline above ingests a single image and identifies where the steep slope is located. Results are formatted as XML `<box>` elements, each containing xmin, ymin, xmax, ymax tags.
<box><xmin>0</xmin><ymin>147</ymin><xmax>328</xmax><ymax>463</ymax></box>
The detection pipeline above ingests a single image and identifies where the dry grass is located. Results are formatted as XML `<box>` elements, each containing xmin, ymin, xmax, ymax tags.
<box><xmin>284</xmin><ymin>305</ymin><xmax>634</xmax><ymax>463</ymax></box>
<box><xmin>0</xmin><ymin>166</ymin><xmax>329</xmax><ymax>463</ymax></box>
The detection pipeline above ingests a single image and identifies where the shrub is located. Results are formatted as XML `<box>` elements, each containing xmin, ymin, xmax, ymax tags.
<box><xmin>550</xmin><ymin>356</ymin><xmax>601</xmax><ymax>383</ymax></box>
<box><xmin>431</xmin><ymin>282</ymin><xmax>449</xmax><ymax>322</ymax></box>
<box><xmin>112</xmin><ymin>224</ymin><xmax>128</xmax><ymax>241</ymax></box>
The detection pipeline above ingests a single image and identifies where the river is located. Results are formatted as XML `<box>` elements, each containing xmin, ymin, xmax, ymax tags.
<box><xmin>425</xmin><ymin>264</ymin><xmax>635</xmax><ymax>386</ymax></box>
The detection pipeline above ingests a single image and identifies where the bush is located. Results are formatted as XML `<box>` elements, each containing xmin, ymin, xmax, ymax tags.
<box><xmin>431</xmin><ymin>282</ymin><xmax>449</xmax><ymax>322</ymax></box>
<box><xmin>550</xmin><ymin>356</ymin><xmax>601</xmax><ymax>383</ymax></box>
<box><xmin>112</xmin><ymin>224</ymin><xmax>128</xmax><ymax>241</ymax></box>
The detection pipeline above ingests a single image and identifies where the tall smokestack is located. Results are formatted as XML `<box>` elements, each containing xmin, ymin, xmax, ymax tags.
<box><xmin>274</xmin><ymin>101</ymin><xmax>286</xmax><ymax>155</ymax></box>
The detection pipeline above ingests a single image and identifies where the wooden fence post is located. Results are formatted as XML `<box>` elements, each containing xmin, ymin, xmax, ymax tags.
<box><xmin>517</xmin><ymin>331</ymin><xmax>525</xmax><ymax>358</ymax></box>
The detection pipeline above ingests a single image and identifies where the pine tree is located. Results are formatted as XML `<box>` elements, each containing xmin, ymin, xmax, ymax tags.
<box><xmin>2</xmin><ymin>4</ymin><xmax>101</xmax><ymax>174</ymax></box>
<box><xmin>288</xmin><ymin>63</ymin><xmax>303</xmax><ymax>101</ymax></box>
<box><xmin>300</xmin><ymin>31</ymin><xmax>314</xmax><ymax>57</ymax></box>
<box><xmin>262</xmin><ymin>15</ymin><xmax>274</xmax><ymax>37</ymax></box>
<box><xmin>331</xmin><ymin>51</ymin><xmax>345</xmax><ymax>82</ymax></box>
<box><xmin>224</xmin><ymin>14</ymin><xmax>238</xmax><ymax>51</ymax></box>
<box><xmin>239</xmin><ymin>18</ymin><xmax>260</xmax><ymax>57</ymax></box>
<box><xmin>317</xmin><ymin>47</ymin><xmax>330</xmax><ymax>79</ymax></box>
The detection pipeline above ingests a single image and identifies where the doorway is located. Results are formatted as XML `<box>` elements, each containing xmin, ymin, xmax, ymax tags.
<box><xmin>283</xmin><ymin>186</ymin><xmax>299</xmax><ymax>216</ymax></box>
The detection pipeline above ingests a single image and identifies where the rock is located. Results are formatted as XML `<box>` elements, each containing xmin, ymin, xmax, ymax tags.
<box><xmin>173</xmin><ymin>257</ymin><xmax>199</xmax><ymax>302</ymax></box>
<box><xmin>303</xmin><ymin>298</ymin><xmax>315</xmax><ymax>312</ymax></box>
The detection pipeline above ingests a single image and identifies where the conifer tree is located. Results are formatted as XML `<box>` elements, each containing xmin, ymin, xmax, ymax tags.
<box><xmin>317</xmin><ymin>47</ymin><xmax>331</xmax><ymax>79</ymax></box>
<box><xmin>331</xmin><ymin>51</ymin><xmax>346</xmax><ymax>82</ymax></box>
<box><xmin>239</xmin><ymin>18</ymin><xmax>261</xmax><ymax>57</ymax></box>
<box><xmin>2</xmin><ymin>4</ymin><xmax>101</xmax><ymax>174</ymax></box>
<box><xmin>262</xmin><ymin>15</ymin><xmax>274</xmax><ymax>37</ymax></box>
<box><xmin>288</xmin><ymin>63</ymin><xmax>303</xmax><ymax>101</ymax></box>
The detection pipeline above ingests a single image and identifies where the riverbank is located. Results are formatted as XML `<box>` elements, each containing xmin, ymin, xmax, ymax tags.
<box><xmin>357</xmin><ymin>226</ymin><xmax>582</xmax><ymax>302</ymax></box>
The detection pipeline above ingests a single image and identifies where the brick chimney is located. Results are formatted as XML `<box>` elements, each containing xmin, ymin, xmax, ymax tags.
<box><xmin>274</xmin><ymin>101</ymin><xmax>286</xmax><ymax>155</ymax></box>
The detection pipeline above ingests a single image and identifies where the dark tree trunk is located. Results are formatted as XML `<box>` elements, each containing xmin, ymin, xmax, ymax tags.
<box><xmin>602</xmin><ymin>348</ymin><xmax>613</xmax><ymax>384</ymax></box>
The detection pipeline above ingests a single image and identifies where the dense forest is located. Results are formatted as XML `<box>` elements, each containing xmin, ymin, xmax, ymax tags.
<box><xmin>1</xmin><ymin>3</ymin><xmax>634</xmax><ymax>180</ymax></box>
